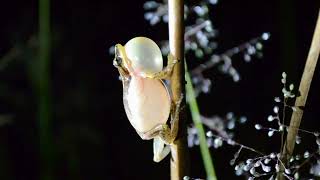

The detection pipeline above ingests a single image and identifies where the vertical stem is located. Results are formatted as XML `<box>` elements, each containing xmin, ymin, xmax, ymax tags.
<box><xmin>39</xmin><ymin>0</ymin><xmax>53</xmax><ymax>179</ymax></box>
<box><xmin>185</xmin><ymin>68</ymin><xmax>217</xmax><ymax>180</ymax></box>
<box><xmin>168</xmin><ymin>0</ymin><xmax>189</xmax><ymax>179</ymax></box>
<box><xmin>278</xmin><ymin>9</ymin><xmax>320</xmax><ymax>179</ymax></box>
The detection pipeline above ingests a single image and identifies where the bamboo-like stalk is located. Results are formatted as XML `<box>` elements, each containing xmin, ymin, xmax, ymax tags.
<box><xmin>168</xmin><ymin>0</ymin><xmax>190</xmax><ymax>179</ymax></box>
<box><xmin>278</xmin><ymin>9</ymin><xmax>320</xmax><ymax>180</ymax></box>
<box><xmin>39</xmin><ymin>0</ymin><xmax>54</xmax><ymax>179</ymax></box>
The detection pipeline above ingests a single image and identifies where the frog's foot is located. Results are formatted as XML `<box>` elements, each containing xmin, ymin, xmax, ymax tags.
<box><xmin>158</xmin><ymin>124</ymin><xmax>174</xmax><ymax>144</ymax></box>
<box><xmin>140</xmin><ymin>53</ymin><xmax>179</xmax><ymax>79</ymax></box>
<box><xmin>139</xmin><ymin>125</ymin><xmax>172</xmax><ymax>162</ymax></box>
<box><xmin>153</xmin><ymin>137</ymin><xmax>171</xmax><ymax>162</ymax></box>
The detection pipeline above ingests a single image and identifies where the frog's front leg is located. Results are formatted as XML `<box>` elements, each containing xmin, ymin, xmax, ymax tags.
<box><xmin>141</xmin><ymin>54</ymin><xmax>179</xmax><ymax>79</ymax></box>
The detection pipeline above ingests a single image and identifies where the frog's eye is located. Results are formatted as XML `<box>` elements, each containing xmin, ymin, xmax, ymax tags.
<box><xmin>113</xmin><ymin>45</ymin><xmax>123</xmax><ymax>67</ymax></box>
<box><xmin>113</xmin><ymin>56</ymin><xmax>122</xmax><ymax>67</ymax></box>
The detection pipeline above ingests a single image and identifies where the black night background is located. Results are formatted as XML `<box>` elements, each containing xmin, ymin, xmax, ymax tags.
<box><xmin>0</xmin><ymin>0</ymin><xmax>319</xmax><ymax>179</ymax></box>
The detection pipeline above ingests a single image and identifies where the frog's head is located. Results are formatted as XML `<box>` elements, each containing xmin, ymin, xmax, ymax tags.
<box><xmin>113</xmin><ymin>44</ymin><xmax>134</xmax><ymax>72</ymax></box>
<box><xmin>113</xmin><ymin>37</ymin><xmax>164</xmax><ymax>78</ymax></box>
<box><xmin>113</xmin><ymin>44</ymin><xmax>124</xmax><ymax>68</ymax></box>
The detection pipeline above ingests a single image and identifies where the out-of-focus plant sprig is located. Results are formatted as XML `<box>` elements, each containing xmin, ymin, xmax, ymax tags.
<box><xmin>192</xmin><ymin>73</ymin><xmax>320</xmax><ymax>180</ymax></box>
<box><xmin>144</xmin><ymin>0</ymin><xmax>270</xmax><ymax>95</ymax></box>
<box><xmin>191</xmin><ymin>32</ymin><xmax>270</xmax><ymax>96</ymax></box>
<box><xmin>188</xmin><ymin>113</ymin><xmax>247</xmax><ymax>148</ymax></box>
<box><xmin>144</xmin><ymin>0</ymin><xmax>218</xmax><ymax>58</ymax></box>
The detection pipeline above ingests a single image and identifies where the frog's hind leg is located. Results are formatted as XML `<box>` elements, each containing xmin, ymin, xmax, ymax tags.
<box><xmin>138</xmin><ymin>124</ymin><xmax>165</xmax><ymax>140</ymax></box>
<box><xmin>139</xmin><ymin>92</ymin><xmax>183</xmax><ymax>142</ymax></box>
<box><xmin>153</xmin><ymin>137</ymin><xmax>171</xmax><ymax>162</ymax></box>
<box><xmin>158</xmin><ymin>94</ymin><xmax>184</xmax><ymax>144</ymax></box>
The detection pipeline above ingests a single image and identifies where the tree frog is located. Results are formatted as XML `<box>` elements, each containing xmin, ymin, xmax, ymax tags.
<box><xmin>113</xmin><ymin>37</ymin><xmax>182</xmax><ymax>162</ymax></box>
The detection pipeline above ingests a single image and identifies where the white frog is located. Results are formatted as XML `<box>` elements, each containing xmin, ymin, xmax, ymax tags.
<box><xmin>113</xmin><ymin>37</ymin><xmax>182</xmax><ymax>162</ymax></box>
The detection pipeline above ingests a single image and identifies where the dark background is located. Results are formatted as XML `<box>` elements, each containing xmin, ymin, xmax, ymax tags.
<box><xmin>0</xmin><ymin>0</ymin><xmax>319</xmax><ymax>179</ymax></box>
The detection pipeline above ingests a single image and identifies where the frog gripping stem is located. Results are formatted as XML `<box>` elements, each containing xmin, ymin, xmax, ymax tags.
<box><xmin>112</xmin><ymin>0</ymin><xmax>189</xmax><ymax>177</ymax></box>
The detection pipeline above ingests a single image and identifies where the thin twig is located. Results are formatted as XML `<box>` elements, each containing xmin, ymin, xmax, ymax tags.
<box><xmin>292</xmin><ymin>149</ymin><xmax>319</xmax><ymax>174</ymax></box>
<box><xmin>207</xmin><ymin>131</ymin><xmax>265</xmax><ymax>156</ymax></box>
<box><xmin>168</xmin><ymin>0</ymin><xmax>189</xmax><ymax>179</ymax></box>
<box><xmin>280</xmin><ymin>98</ymin><xmax>288</xmax><ymax>157</ymax></box>
<box><xmin>278</xmin><ymin>9</ymin><xmax>320</xmax><ymax>180</ymax></box>
<box><xmin>191</xmin><ymin>34</ymin><xmax>268</xmax><ymax>75</ymax></box>
<box><xmin>185</xmin><ymin>20</ymin><xmax>211</xmax><ymax>40</ymax></box>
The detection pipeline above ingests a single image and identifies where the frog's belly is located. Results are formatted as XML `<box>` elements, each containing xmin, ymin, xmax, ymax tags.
<box><xmin>127</xmin><ymin>76</ymin><xmax>171</xmax><ymax>133</ymax></box>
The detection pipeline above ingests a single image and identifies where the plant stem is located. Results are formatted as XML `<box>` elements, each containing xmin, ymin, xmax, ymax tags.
<box><xmin>39</xmin><ymin>0</ymin><xmax>54</xmax><ymax>179</ymax></box>
<box><xmin>168</xmin><ymin>0</ymin><xmax>190</xmax><ymax>179</ymax></box>
<box><xmin>185</xmin><ymin>67</ymin><xmax>217</xmax><ymax>180</ymax></box>
<box><xmin>278</xmin><ymin>9</ymin><xmax>320</xmax><ymax>180</ymax></box>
